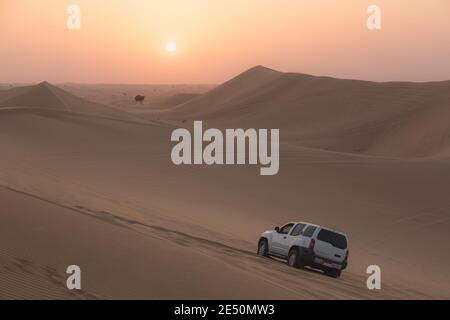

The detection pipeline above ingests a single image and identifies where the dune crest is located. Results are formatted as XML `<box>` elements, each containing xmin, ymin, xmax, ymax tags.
<box><xmin>161</xmin><ymin>66</ymin><xmax>450</xmax><ymax>157</ymax></box>
<box><xmin>0</xmin><ymin>81</ymin><xmax>67</xmax><ymax>110</ymax></box>
<box><xmin>0</xmin><ymin>82</ymin><xmax>142</xmax><ymax>122</ymax></box>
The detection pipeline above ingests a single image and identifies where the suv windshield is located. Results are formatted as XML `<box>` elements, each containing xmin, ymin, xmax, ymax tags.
<box><xmin>317</xmin><ymin>229</ymin><xmax>347</xmax><ymax>249</ymax></box>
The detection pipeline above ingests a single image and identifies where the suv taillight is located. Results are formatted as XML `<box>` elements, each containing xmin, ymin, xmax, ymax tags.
<box><xmin>309</xmin><ymin>239</ymin><xmax>315</xmax><ymax>251</ymax></box>
<box><xmin>345</xmin><ymin>250</ymin><xmax>349</xmax><ymax>261</ymax></box>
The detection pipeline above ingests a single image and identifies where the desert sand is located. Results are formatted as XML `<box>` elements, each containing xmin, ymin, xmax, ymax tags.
<box><xmin>1</xmin><ymin>66</ymin><xmax>449</xmax><ymax>299</ymax></box>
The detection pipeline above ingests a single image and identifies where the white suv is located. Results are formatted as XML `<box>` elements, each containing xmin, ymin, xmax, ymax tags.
<box><xmin>257</xmin><ymin>222</ymin><xmax>349</xmax><ymax>278</ymax></box>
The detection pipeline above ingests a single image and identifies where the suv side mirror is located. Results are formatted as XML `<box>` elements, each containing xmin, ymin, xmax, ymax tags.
<box><xmin>274</xmin><ymin>226</ymin><xmax>280</xmax><ymax>233</ymax></box>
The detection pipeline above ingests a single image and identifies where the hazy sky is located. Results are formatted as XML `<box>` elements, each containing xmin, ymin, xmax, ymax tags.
<box><xmin>1</xmin><ymin>0</ymin><xmax>449</xmax><ymax>83</ymax></box>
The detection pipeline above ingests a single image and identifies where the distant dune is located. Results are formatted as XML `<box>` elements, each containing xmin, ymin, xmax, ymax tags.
<box><xmin>57</xmin><ymin>83</ymin><xmax>214</xmax><ymax>111</ymax></box>
<box><xmin>0</xmin><ymin>82</ymin><xmax>143</xmax><ymax>123</ymax></box>
<box><xmin>0</xmin><ymin>82</ymin><xmax>66</xmax><ymax>109</ymax></box>
<box><xmin>150</xmin><ymin>93</ymin><xmax>201</xmax><ymax>107</ymax></box>
<box><xmin>165</xmin><ymin>66</ymin><xmax>450</xmax><ymax>157</ymax></box>
<box><xmin>1</xmin><ymin>68</ymin><xmax>449</xmax><ymax>299</ymax></box>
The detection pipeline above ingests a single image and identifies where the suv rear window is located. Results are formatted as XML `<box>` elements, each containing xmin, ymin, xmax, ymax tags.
<box><xmin>317</xmin><ymin>229</ymin><xmax>347</xmax><ymax>249</ymax></box>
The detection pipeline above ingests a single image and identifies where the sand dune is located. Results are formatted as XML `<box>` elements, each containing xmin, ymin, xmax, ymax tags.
<box><xmin>59</xmin><ymin>83</ymin><xmax>214</xmax><ymax>110</ymax></box>
<box><xmin>164</xmin><ymin>66</ymin><xmax>450</xmax><ymax>157</ymax></box>
<box><xmin>150</xmin><ymin>93</ymin><xmax>201</xmax><ymax>107</ymax></box>
<box><xmin>0</xmin><ymin>82</ymin><xmax>144</xmax><ymax>123</ymax></box>
<box><xmin>0</xmin><ymin>82</ymin><xmax>67</xmax><ymax>110</ymax></box>
<box><xmin>1</xmin><ymin>69</ymin><xmax>450</xmax><ymax>299</ymax></box>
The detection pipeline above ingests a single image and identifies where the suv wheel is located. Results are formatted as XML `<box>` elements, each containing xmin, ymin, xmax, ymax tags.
<box><xmin>257</xmin><ymin>239</ymin><xmax>269</xmax><ymax>257</ymax></box>
<box><xmin>287</xmin><ymin>248</ymin><xmax>304</xmax><ymax>268</ymax></box>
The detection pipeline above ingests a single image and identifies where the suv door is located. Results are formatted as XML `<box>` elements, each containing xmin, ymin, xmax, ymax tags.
<box><xmin>277</xmin><ymin>223</ymin><xmax>306</xmax><ymax>256</ymax></box>
<box><xmin>271</xmin><ymin>223</ymin><xmax>294</xmax><ymax>256</ymax></box>
<box><xmin>300</xmin><ymin>225</ymin><xmax>317</xmax><ymax>247</ymax></box>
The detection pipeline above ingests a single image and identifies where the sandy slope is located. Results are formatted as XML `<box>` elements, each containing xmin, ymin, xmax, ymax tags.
<box><xmin>150</xmin><ymin>93</ymin><xmax>201</xmax><ymax>107</ymax></box>
<box><xmin>0</xmin><ymin>82</ymin><xmax>147</xmax><ymax>123</ymax></box>
<box><xmin>60</xmin><ymin>83</ymin><xmax>213</xmax><ymax>110</ymax></box>
<box><xmin>0</xmin><ymin>70</ymin><xmax>449</xmax><ymax>299</ymax></box>
<box><xmin>162</xmin><ymin>66</ymin><xmax>450</xmax><ymax>157</ymax></box>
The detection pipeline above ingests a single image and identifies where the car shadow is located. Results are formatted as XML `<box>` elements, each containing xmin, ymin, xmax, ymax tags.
<box><xmin>267</xmin><ymin>255</ymin><xmax>328</xmax><ymax>277</ymax></box>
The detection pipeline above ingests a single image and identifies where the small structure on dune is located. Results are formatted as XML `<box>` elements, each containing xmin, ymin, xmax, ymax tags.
<box><xmin>134</xmin><ymin>95</ymin><xmax>145</xmax><ymax>104</ymax></box>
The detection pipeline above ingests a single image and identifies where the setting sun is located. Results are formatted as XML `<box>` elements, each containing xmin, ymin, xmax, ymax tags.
<box><xmin>165</xmin><ymin>41</ymin><xmax>177</xmax><ymax>53</ymax></box>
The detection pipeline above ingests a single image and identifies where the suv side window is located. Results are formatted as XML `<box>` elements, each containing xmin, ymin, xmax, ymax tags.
<box><xmin>279</xmin><ymin>223</ymin><xmax>294</xmax><ymax>234</ymax></box>
<box><xmin>302</xmin><ymin>225</ymin><xmax>317</xmax><ymax>237</ymax></box>
<box><xmin>290</xmin><ymin>223</ymin><xmax>306</xmax><ymax>236</ymax></box>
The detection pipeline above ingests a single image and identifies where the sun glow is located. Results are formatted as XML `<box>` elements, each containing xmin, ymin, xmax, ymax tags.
<box><xmin>165</xmin><ymin>41</ymin><xmax>177</xmax><ymax>53</ymax></box>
